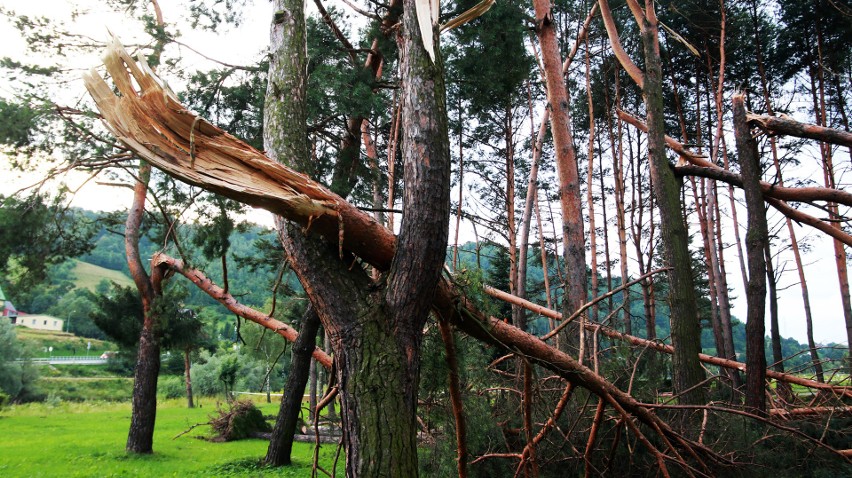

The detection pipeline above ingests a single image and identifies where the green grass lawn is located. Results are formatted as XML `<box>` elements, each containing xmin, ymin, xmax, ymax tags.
<box><xmin>0</xmin><ymin>399</ymin><xmax>339</xmax><ymax>477</ymax></box>
<box><xmin>15</xmin><ymin>328</ymin><xmax>115</xmax><ymax>359</ymax></box>
<box><xmin>70</xmin><ymin>260</ymin><xmax>134</xmax><ymax>291</ymax></box>
<box><xmin>37</xmin><ymin>377</ymin><xmax>134</xmax><ymax>402</ymax></box>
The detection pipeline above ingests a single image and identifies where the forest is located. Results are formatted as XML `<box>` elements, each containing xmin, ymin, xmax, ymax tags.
<box><xmin>1</xmin><ymin>0</ymin><xmax>852</xmax><ymax>476</ymax></box>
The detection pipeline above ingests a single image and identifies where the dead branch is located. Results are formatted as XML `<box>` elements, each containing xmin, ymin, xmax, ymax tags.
<box><xmin>673</xmin><ymin>164</ymin><xmax>852</xmax><ymax>209</ymax></box>
<box><xmin>438</xmin><ymin>318</ymin><xmax>468</xmax><ymax>478</ymax></box>
<box><xmin>769</xmin><ymin>406</ymin><xmax>852</xmax><ymax>418</ymax></box>
<box><xmin>483</xmin><ymin>284</ymin><xmax>852</xmax><ymax>398</ymax></box>
<box><xmin>748</xmin><ymin>113</ymin><xmax>852</xmax><ymax>148</ymax></box>
<box><xmin>640</xmin><ymin>402</ymin><xmax>852</xmax><ymax>463</ymax></box>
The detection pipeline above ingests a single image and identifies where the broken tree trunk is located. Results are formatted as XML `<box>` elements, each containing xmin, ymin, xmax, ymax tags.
<box><xmin>84</xmin><ymin>39</ymin><xmax>726</xmax><ymax>473</ymax></box>
<box><xmin>747</xmin><ymin>113</ymin><xmax>852</xmax><ymax>148</ymax></box>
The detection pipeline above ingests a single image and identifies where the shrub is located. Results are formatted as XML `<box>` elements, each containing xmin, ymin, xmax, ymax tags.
<box><xmin>158</xmin><ymin>375</ymin><xmax>186</xmax><ymax>399</ymax></box>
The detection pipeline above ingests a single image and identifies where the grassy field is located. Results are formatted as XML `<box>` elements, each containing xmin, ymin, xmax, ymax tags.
<box><xmin>70</xmin><ymin>260</ymin><xmax>134</xmax><ymax>291</ymax></box>
<box><xmin>14</xmin><ymin>328</ymin><xmax>115</xmax><ymax>358</ymax></box>
<box><xmin>37</xmin><ymin>376</ymin><xmax>134</xmax><ymax>402</ymax></box>
<box><xmin>0</xmin><ymin>399</ymin><xmax>338</xmax><ymax>477</ymax></box>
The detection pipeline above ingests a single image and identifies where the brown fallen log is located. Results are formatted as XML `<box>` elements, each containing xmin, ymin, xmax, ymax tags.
<box><xmin>769</xmin><ymin>406</ymin><xmax>852</xmax><ymax>418</ymax></box>
<box><xmin>482</xmin><ymin>284</ymin><xmax>852</xmax><ymax>399</ymax></box>
<box><xmin>84</xmin><ymin>39</ymin><xmax>725</xmax><ymax>469</ymax></box>
<box><xmin>152</xmin><ymin>252</ymin><xmax>333</xmax><ymax>369</ymax></box>
<box><xmin>747</xmin><ymin>113</ymin><xmax>852</xmax><ymax>148</ymax></box>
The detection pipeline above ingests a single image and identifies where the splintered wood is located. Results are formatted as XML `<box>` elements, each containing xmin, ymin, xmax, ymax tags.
<box><xmin>83</xmin><ymin>37</ymin><xmax>398</xmax><ymax>268</ymax></box>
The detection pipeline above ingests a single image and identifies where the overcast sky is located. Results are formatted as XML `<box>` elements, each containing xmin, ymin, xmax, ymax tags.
<box><xmin>0</xmin><ymin>0</ymin><xmax>848</xmax><ymax>348</ymax></box>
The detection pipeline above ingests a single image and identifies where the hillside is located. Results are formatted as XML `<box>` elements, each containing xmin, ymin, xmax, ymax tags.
<box><xmin>70</xmin><ymin>260</ymin><xmax>134</xmax><ymax>291</ymax></box>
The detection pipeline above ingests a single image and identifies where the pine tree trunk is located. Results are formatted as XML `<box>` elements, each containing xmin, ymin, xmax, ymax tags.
<box><xmin>184</xmin><ymin>348</ymin><xmax>194</xmax><ymax>409</ymax></box>
<box><xmin>585</xmin><ymin>35</ymin><xmax>599</xmax><ymax>323</ymax></box>
<box><xmin>532</xmin><ymin>0</ymin><xmax>587</xmax><ymax>353</ymax></box>
<box><xmin>609</xmin><ymin>67</ymin><xmax>631</xmax><ymax>335</ymax></box>
<box><xmin>127</xmin><ymin>323</ymin><xmax>161</xmax><ymax>453</ymax></box>
<box><xmin>516</xmin><ymin>83</ymin><xmax>545</xmax><ymax>332</ymax></box>
<box><xmin>638</xmin><ymin>6</ymin><xmax>706</xmax><ymax>404</ymax></box>
<box><xmin>265</xmin><ymin>0</ymin><xmax>449</xmax><ymax>473</ymax></box>
<box><xmin>308</xmin><ymin>357</ymin><xmax>317</xmax><ymax>423</ymax></box>
<box><xmin>265</xmin><ymin>307</ymin><xmax>321</xmax><ymax>466</ymax></box>
<box><xmin>505</xmin><ymin>108</ymin><xmax>520</xmax><ymax>328</ymax></box>
<box><xmin>734</xmin><ymin>93</ymin><xmax>769</xmax><ymax>416</ymax></box>
<box><xmin>812</xmin><ymin>26</ymin><xmax>852</xmax><ymax>372</ymax></box>
<box><xmin>125</xmin><ymin>161</ymin><xmax>160</xmax><ymax>454</ymax></box>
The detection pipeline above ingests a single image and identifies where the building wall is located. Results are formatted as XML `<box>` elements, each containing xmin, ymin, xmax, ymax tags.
<box><xmin>16</xmin><ymin>315</ymin><xmax>64</xmax><ymax>332</ymax></box>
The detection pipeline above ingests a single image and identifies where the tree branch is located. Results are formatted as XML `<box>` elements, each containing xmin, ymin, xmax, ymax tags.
<box><xmin>748</xmin><ymin>113</ymin><xmax>852</xmax><ymax>148</ymax></box>
<box><xmin>152</xmin><ymin>252</ymin><xmax>333</xmax><ymax>368</ymax></box>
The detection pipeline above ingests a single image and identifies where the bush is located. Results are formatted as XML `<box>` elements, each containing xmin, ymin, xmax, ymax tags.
<box><xmin>191</xmin><ymin>350</ymin><xmax>275</xmax><ymax>398</ymax></box>
<box><xmin>158</xmin><ymin>375</ymin><xmax>186</xmax><ymax>399</ymax></box>
<box><xmin>0</xmin><ymin>317</ymin><xmax>40</xmax><ymax>401</ymax></box>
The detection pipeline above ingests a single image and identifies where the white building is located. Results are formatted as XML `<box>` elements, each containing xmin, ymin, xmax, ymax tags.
<box><xmin>16</xmin><ymin>314</ymin><xmax>64</xmax><ymax>332</ymax></box>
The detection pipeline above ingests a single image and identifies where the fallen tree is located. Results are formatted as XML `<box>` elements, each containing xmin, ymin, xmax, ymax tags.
<box><xmin>84</xmin><ymin>38</ymin><xmax>736</xmax><ymax>473</ymax></box>
<box><xmin>84</xmin><ymin>37</ymin><xmax>852</xmax><ymax>471</ymax></box>
<box><xmin>483</xmin><ymin>277</ymin><xmax>852</xmax><ymax>398</ymax></box>
<box><xmin>617</xmin><ymin>110</ymin><xmax>852</xmax><ymax>248</ymax></box>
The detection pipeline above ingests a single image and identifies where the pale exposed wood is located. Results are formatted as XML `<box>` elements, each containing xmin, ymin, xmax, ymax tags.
<box><xmin>83</xmin><ymin>37</ymin><xmax>395</xmax><ymax>269</ymax></box>
<box><xmin>598</xmin><ymin>0</ymin><xmax>644</xmax><ymax>89</ymax></box>
<box><xmin>769</xmin><ymin>406</ymin><xmax>852</xmax><ymax>417</ymax></box>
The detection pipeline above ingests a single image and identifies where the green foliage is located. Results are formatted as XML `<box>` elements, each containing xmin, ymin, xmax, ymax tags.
<box><xmin>0</xmin><ymin>317</ymin><xmax>40</xmax><ymax>402</ymax></box>
<box><xmin>90</xmin><ymin>285</ymin><xmax>144</xmax><ymax>349</ymax></box>
<box><xmin>0</xmin><ymin>98</ymin><xmax>44</xmax><ymax>150</ymax></box>
<box><xmin>181</xmin><ymin>66</ymin><xmax>267</xmax><ymax>149</ymax></box>
<box><xmin>186</xmin><ymin>0</ymin><xmax>253</xmax><ymax>30</ymax></box>
<box><xmin>0</xmin><ymin>195</ymin><xmax>95</xmax><ymax>292</ymax></box>
<box><xmin>418</xmin><ymin>318</ymin><xmax>504</xmax><ymax>477</ymax></box>
<box><xmin>305</xmin><ymin>10</ymin><xmax>386</xmax><ymax>123</ymax></box>
<box><xmin>190</xmin><ymin>349</ymin><xmax>277</xmax><ymax>398</ymax></box>
<box><xmin>157</xmin><ymin>375</ymin><xmax>186</xmax><ymax>400</ymax></box>
<box><xmin>36</xmin><ymin>377</ymin><xmax>132</xmax><ymax>402</ymax></box>
<box><xmin>446</xmin><ymin>0</ymin><xmax>533</xmax><ymax>117</ymax></box>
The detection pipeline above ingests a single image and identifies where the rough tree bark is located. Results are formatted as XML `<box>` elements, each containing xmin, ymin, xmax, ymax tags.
<box><xmin>265</xmin><ymin>307</ymin><xmax>321</xmax><ymax>466</ymax></box>
<box><xmin>734</xmin><ymin>93</ymin><xmax>769</xmax><ymax>416</ymax></box>
<box><xmin>266</xmin><ymin>0</ymin><xmax>449</xmax><ymax>474</ymax></box>
<box><xmin>183</xmin><ymin>347</ymin><xmax>194</xmax><ymax>409</ymax></box>
<box><xmin>124</xmin><ymin>161</ymin><xmax>161</xmax><ymax>454</ymax></box>
<box><xmin>635</xmin><ymin>1</ymin><xmax>706</xmax><ymax>404</ymax></box>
